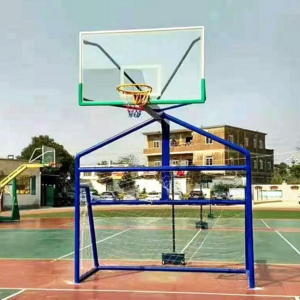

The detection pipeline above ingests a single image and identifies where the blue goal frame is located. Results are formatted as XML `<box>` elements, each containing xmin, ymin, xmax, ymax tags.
<box><xmin>74</xmin><ymin>112</ymin><xmax>255</xmax><ymax>288</ymax></box>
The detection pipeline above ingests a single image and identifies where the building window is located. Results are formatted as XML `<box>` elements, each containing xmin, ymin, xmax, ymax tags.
<box><xmin>267</xmin><ymin>161</ymin><xmax>272</xmax><ymax>171</ymax></box>
<box><xmin>229</xmin><ymin>157</ymin><xmax>234</xmax><ymax>165</ymax></box>
<box><xmin>259</xmin><ymin>139</ymin><xmax>264</xmax><ymax>149</ymax></box>
<box><xmin>31</xmin><ymin>176</ymin><xmax>36</xmax><ymax>195</ymax></box>
<box><xmin>245</xmin><ymin>138</ymin><xmax>249</xmax><ymax>147</ymax></box>
<box><xmin>171</xmin><ymin>160</ymin><xmax>179</xmax><ymax>166</ymax></box>
<box><xmin>83</xmin><ymin>172</ymin><xmax>92</xmax><ymax>177</ymax></box>
<box><xmin>187</xmin><ymin>159</ymin><xmax>193</xmax><ymax>166</ymax></box>
<box><xmin>154</xmin><ymin>161</ymin><xmax>161</xmax><ymax>166</ymax></box>
<box><xmin>186</xmin><ymin>137</ymin><xmax>193</xmax><ymax>145</ymax></box>
<box><xmin>259</xmin><ymin>159</ymin><xmax>264</xmax><ymax>170</ymax></box>
<box><xmin>206</xmin><ymin>156</ymin><xmax>213</xmax><ymax>166</ymax></box>
<box><xmin>17</xmin><ymin>176</ymin><xmax>30</xmax><ymax>194</ymax></box>
<box><xmin>206</xmin><ymin>137</ymin><xmax>213</xmax><ymax>144</ymax></box>
<box><xmin>253</xmin><ymin>159</ymin><xmax>257</xmax><ymax>169</ymax></box>
<box><xmin>153</xmin><ymin>140</ymin><xmax>160</xmax><ymax>148</ymax></box>
<box><xmin>229</xmin><ymin>135</ymin><xmax>234</xmax><ymax>143</ymax></box>
<box><xmin>253</xmin><ymin>137</ymin><xmax>257</xmax><ymax>148</ymax></box>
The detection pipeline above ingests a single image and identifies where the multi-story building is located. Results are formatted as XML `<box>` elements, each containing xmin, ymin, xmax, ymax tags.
<box><xmin>143</xmin><ymin>125</ymin><xmax>274</xmax><ymax>184</ymax></box>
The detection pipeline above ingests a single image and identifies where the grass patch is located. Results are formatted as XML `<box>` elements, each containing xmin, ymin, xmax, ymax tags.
<box><xmin>22</xmin><ymin>207</ymin><xmax>300</xmax><ymax>220</ymax></box>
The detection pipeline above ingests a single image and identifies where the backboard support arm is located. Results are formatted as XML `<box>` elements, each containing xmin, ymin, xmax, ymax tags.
<box><xmin>157</xmin><ymin>37</ymin><xmax>201</xmax><ymax>100</ymax></box>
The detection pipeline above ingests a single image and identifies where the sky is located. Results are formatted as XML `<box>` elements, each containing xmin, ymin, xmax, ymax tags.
<box><xmin>0</xmin><ymin>0</ymin><xmax>300</xmax><ymax>165</ymax></box>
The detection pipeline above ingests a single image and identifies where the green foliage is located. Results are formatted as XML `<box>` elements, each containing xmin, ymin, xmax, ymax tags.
<box><xmin>19</xmin><ymin>135</ymin><xmax>74</xmax><ymax>190</ymax></box>
<box><xmin>19</xmin><ymin>135</ymin><xmax>73</xmax><ymax>169</ymax></box>
<box><xmin>276</xmin><ymin>162</ymin><xmax>289</xmax><ymax>177</ymax></box>
<box><xmin>270</xmin><ymin>172</ymin><xmax>283</xmax><ymax>184</ymax></box>
<box><xmin>186</xmin><ymin>171</ymin><xmax>213</xmax><ymax>188</ymax></box>
<box><xmin>271</xmin><ymin>162</ymin><xmax>300</xmax><ymax>184</ymax></box>
<box><xmin>290</xmin><ymin>164</ymin><xmax>300</xmax><ymax>180</ymax></box>
<box><xmin>212</xmin><ymin>183</ymin><xmax>229</xmax><ymax>193</ymax></box>
<box><xmin>116</xmin><ymin>155</ymin><xmax>139</xmax><ymax>166</ymax></box>
<box><xmin>97</xmin><ymin>172</ymin><xmax>113</xmax><ymax>185</ymax></box>
<box><xmin>118</xmin><ymin>172</ymin><xmax>135</xmax><ymax>191</ymax></box>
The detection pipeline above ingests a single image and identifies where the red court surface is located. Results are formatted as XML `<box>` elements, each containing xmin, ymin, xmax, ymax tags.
<box><xmin>1</xmin><ymin>215</ymin><xmax>300</xmax><ymax>299</ymax></box>
<box><xmin>1</xmin><ymin>260</ymin><xmax>300</xmax><ymax>299</ymax></box>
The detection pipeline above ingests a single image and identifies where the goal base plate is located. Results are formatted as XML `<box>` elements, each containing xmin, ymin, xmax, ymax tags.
<box><xmin>162</xmin><ymin>253</ymin><xmax>185</xmax><ymax>265</ymax></box>
<box><xmin>195</xmin><ymin>221</ymin><xmax>209</xmax><ymax>229</ymax></box>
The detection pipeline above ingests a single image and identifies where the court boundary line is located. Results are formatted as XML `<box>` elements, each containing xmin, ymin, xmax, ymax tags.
<box><xmin>180</xmin><ymin>229</ymin><xmax>202</xmax><ymax>253</ymax></box>
<box><xmin>52</xmin><ymin>218</ymin><xmax>160</xmax><ymax>262</ymax></box>
<box><xmin>261</xmin><ymin>219</ymin><xmax>300</xmax><ymax>255</ymax></box>
<box><xmin>1</xmin><ymin>289</ymin><xmax>25</xmax><ymax>300</ymax></box>
<box><xmin>0</xmin><ymin>287</ymin><xmax>298</xmax><ymax>298</ymax></box>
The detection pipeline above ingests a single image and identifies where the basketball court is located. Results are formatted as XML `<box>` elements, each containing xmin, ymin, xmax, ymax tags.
<box><xmin>0</xmin><ymin>208</ymin><xmax>300</xmax><ymax>299</ymax></box>
<box><xmin>1</xmin><ymin>24</ymin><xmax>299</xmax><ymax>299</ymax></box>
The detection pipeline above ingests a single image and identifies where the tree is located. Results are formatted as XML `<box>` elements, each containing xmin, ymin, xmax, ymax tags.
<box><xmin>19</xmin><ymin>135</ymin><xmax>75</xmax><ymax>192</ymax></box>
<box><xmin>287</xmin><ymin>164</ymin><xmax>300</xmax><ymax>184</ymax></box>
<box><xmin>118</xmin><ymin>172</ymin><xmax>135</xmax><ymax>191</ymax></box>
<box><xmin>97</xmin><ymin>172</ymin><xmax>113</xmax><ymax>186</ymax></box>
<box><xmin>186</xmin><ymin>172</ymin><xmax>213</xmax><ymax>189</ymax></box>
<box><xmin>270</xmin><ymin>171</ymin><xmax>283</xmax><ymax>184</ymax></box>
<box><xmin>116</xmin><ymin>155</ymin><xmax>139</xmax><ymax>166</ymax></box>
<box><xmin>290</xmin><ymin>164</ymin><xmax>300</xmax><ymax>179</ymax></box>
<box><xmin>275</xmin><ymin>162</ymin><xmax>289</xmax><ymax>178</ymax></box>
<box><xmin>19</xmin><ymin>135</ymin><xmax>74</xmax><ymax>173</ymax></box>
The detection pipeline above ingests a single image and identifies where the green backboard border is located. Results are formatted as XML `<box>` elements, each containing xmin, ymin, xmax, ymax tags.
<box><xmin>79</xmin><ymin>78</ymin><xmax>206</xmax><ymax>106</ymax></box>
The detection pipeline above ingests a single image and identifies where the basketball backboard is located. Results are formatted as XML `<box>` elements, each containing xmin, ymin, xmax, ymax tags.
<box><xmin>79</xmin><ymin>27</ymin><xmax>206</xmax><ymax>106</ymax></box>
<box><xmin>42</xmin><ymin>146</ymin><xmax>56</xmax><ymax>165</ymax></box>
<box><xmin>29</xmin><ymin>146</ymin><xmax>56</xmax><ymax>166</ymax></box>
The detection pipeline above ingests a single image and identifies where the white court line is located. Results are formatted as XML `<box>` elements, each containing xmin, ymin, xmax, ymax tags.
<box><xmin>187</xmin><ymin>214</ymin><xmax>222</xmax><ymax>264</ymax></box>
<box><xmin>58</xmin><ymin>221</ymin><xmax>74</xmax><ymax>227</ymax></box>
<box><xmin>180</xmin><ymin>214</ymin><xmax>221</xmax><ymax>254</ymax></box>
<box><xmin>261</xmin><ymin>220</ymin><xmax>300</xmax><ymax>255</ymax></box>
<box><xmin>52</xmin><ymin>218</ymin><xmax>159</xmax><ymax>262</ymax></box>
<box><xmin>180</xmin><ymin>229</ymin><xmax>202</xmax><ymax>253</ymax></box>
<box><xmin>0</xmin><ymin>287</ymin><xmax>297</xmax><ymax>298</ymax></box>
<box><xmin>261</xmin><ymin>219</ymin><xmax>271</xmax><ymax>229</ymax></box>
<box><xmin>276</xmin><ymin>231</ymin><xmax>300</xmax><ymax>255</ymax></box>
<box><xmin>1</xmin><ymin>289</ymin><xmax>25</xmax><ymax>300</ymax></box>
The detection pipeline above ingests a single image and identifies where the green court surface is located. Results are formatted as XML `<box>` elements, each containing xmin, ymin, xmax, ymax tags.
<box><xmin>0</xmin><ymin>216</ymin><xmax>300</xmax><ymax>266</ymax></box>
<box><xmin>0</xmin><ymin>289</ymin><xmax>22</xmax><ymax>299</ymax></box>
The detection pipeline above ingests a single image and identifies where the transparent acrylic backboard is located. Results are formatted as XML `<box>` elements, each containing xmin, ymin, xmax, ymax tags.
<box><xmin>79</xmin><ymin>27</ymin><xmax>206</xmax><ymax>106</ymax></box>
<box><xmin>42</xmin><ymin>146</ymin><xmax>56</xmax><ymax>165</ymax></box>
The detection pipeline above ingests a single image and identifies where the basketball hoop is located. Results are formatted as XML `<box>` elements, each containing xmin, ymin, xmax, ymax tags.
<box><xmin>117</xmin><ymin>84</ymin><xmax>152</xmax><ymax>118</ymax></box>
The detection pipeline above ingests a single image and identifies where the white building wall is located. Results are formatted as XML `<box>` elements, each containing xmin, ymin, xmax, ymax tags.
<box><xmin>135</xmin><ymin>178</ymin><xmax>187</xmax><ymax>193</ymax></box>
<box><xmin>253</xmin><ymin>182</ymin><xmax>300</xmax><ymax>202</ymax></box>
<box><xmin>3</xmin><ymin>173</ymin><xmax>42</xmax><ymax>209</ymax></box>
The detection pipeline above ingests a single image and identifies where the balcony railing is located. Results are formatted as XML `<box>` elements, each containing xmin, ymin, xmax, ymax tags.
<box><xmin>144</xmin><ymin>142</ymin><xmax>200</xmax><ymax>155</ymax></box>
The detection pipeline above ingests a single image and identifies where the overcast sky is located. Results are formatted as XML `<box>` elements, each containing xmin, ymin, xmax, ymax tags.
<box><xmin>0</xmin><ymin>0</ymin><xmax>300</xmax><ymax>165</ymax></box>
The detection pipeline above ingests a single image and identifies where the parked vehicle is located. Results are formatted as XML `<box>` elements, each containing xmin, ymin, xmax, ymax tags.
<box><xmin>169</xmin><ymin>191</ymin><xmax>184</xmax><ymax>200</ymax></box>
<box><xmin>56</xmin><ymin>191</ymin><xmax>75</xmax><ymax>206</ymax></box>
<box><xmin>188</xmin><ymin>190</ymin><xmax>205</xmax><ymax>200</ymax></box>
<box><xmin>145</xmin><ymin>191</ymin><xmax>161</xmax><ymax>200</ymax></box>
<box><xmin>90</xmin><ymin>190</ymin><xmax>101</xmax><ymax>200</ymax></box>
<box><xmin>100</xmin><ymin>191</ymin><xmax>120</xmax><ymax>200</ymax></box>
<box><xmin>212</xmin><ymin>192</ymin><xmax>233</xmax><ymax>200</ymax></box>
<box><xmin>123</xmin><ymin>193</ymin><xmax>136</xmax><ymax>200</ymax></box>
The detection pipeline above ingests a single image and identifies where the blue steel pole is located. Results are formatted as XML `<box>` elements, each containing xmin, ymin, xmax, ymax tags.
<box><xmin>161</xmin><ymin>120</ymin><xmax>170</xmax><ymax>200</ymax></box>
<box><xmin>74</xmin><ymin>118</ymin><xmax>156</xmax><ymax>283</ymax></box>
<box><xmin>245</xmin><ymin>152</ymin><xmax>255</xmax><ymax>288</ymax></box>
<box><xmin>74</xmin><ymin>156</ymin><xmax>81</xmax><ymax>283</ymax></box>
<box><xmin>85</xmin><ymin>186</ymin><xmax>99</xmax><ymax>268</ymax></box>
<box><xmin>79</xmin><ymin>165</ymin><xmax>247</xmax><ymax>172</ymax></box>
<box><xmin>163</xmin><ymin>113</ymin><xmax>248</xmax><ymax>156</ymax></box>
